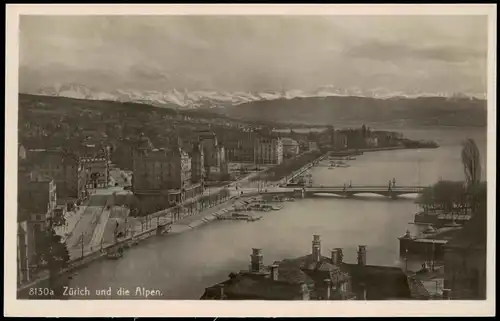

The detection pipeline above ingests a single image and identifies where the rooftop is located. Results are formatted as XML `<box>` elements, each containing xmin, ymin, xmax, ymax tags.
<box><xmin>201</xmin><ymin>273</ymin><xmax>306</xmax><ymax>300</ymax></box>
<box><xmin>202</xmin><ymin>236</ymin><xmax>418</xmax><ymax>300</ymax></box>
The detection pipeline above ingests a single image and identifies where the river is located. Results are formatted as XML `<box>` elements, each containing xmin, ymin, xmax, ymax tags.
<box><xmin>66</xmin><ymin>127</ymin><xmax>486</xmax><ymax>300</ymax></box>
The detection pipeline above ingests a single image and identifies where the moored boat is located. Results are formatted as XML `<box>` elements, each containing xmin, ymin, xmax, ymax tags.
<box><xmin>216</xmin><ymin>212</ymin><xmax>263</xmax><ymax>222</ymax></box>
<box><xmin>106</xmin><ymin>247</ymin><xmax>124</xmax><ymax>260</ymax></box>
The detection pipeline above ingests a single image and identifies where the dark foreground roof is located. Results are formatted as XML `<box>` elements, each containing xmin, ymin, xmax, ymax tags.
<box><xmin>200</xmin><ymin>273</ymin><xmax>306</xmax><ymax>300</ymax></box>
<box><xmin>340</xmin><ymin>263</ymin><xmax>413</xmax><ymax>300</ymax></box>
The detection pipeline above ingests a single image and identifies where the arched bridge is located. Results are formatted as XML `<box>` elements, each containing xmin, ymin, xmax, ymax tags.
<box><xmin>302</xmin><ymin>185</ymin><xmax>426</xmax><ymax>198</ymax></box>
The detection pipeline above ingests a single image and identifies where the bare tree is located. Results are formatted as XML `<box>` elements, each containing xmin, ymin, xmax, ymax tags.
<box><xmin>461</xmin><ymin>138</ymin><xmax>481</xmax><ymax>188</ymax></box>
<box><xmin>461</xmin><ymin>138</ymin><xmax>482</xmax><ymax>213</ymax></box>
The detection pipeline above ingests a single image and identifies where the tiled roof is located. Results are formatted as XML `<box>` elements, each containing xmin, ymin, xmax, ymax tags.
<box><xmin>201</xmin><ymin>273</ymin><xmax>305</xmax><ymax>300</ymax></box>
<box><xmin>340</xmin><ymin>263</ymin><xmax>412</xmax><ymax>300</ymax></box>
<box><xmin>273</xmin><ymin>266</ymin><xmax>314</xmax><ymax>285</ymax></box>
<box><xmin>279</xmin><ymin>254</ymin><xmax>341</xmax><ymax>273</ymax></box>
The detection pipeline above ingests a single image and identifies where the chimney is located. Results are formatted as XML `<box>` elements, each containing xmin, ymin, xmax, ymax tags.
<box><xmin>218</xmin><ymin>284</ymin><xmax>225</xmax><ymax>300</ymax></box>
<box><xmin>250</xmin><ymin>248</ymin><xmax>264</xmax><ymax>273</ymax></box>
<box><xmin>312</xmin><ymin>235</ymin><xmax>321</xmax><ymax>262</ymax></box>
<box><xmin>335</xmin><ymin>248</ymin><xmax>343</xmax><ymax>264</ymax></box>
<box><xmin>357</xmin><ymin>283</ymin><xmax>367</xmax><ymax>300</ymax></box>
<box><xmin>300</xmin><ymin>283</ymin><xmax>310</xmax><ymax>300</ymax></box>
<box><xmin>331</xmin><ymin>249</ymin><xmax>338</xmax><ymax>265</ymax></box>
<box><xmin>270</xmin><ymin>264</ymin><xmax>279</xmax><ymax>281</ymax></box>
<box><xmin>442</xmin><ymin>288</ymin><xmax>451</xmax><ymax>300</ymax></box>
<box><xmin>357</xmin><ymin>245</ymin><xmax>367</xmax><ymax>265</ymax></box>
<box><xmin>324</xmin><ymin>279</ymin><xmax>332</xmax><ymax>300</ymax></box>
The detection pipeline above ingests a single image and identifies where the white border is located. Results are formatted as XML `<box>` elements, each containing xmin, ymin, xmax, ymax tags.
<box><xmin>4</xmin><ymin>4</ymin><xmax>497</xmax><ymax>317</ymax></box>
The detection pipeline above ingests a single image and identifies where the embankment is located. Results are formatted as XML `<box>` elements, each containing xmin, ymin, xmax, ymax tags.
<box><xmin>16</xmin><ymin>193</ymin><xmax>258</xmax><ymax>297</ymax></box>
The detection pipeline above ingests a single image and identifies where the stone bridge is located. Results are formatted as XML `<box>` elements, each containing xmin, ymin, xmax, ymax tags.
<box><xmin>297</xmin><ymin>185</ymin><xmax>426</xmax><ymax>199</ymax></box>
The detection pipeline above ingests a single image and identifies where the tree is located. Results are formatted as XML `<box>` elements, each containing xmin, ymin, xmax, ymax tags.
<box><xmin>415</xmin><ymin>180</ymin><xmax>465</xmax><ymax>214</ymax></box>
<box><xmin>461</xmin><ymin>138</ymin><xmax>481</xmax><ymax>188</ymax></box>
<box><xmin>36</xmin><ymin>224</ymin><xmax>70</xmax><ymax>298</ymax></box>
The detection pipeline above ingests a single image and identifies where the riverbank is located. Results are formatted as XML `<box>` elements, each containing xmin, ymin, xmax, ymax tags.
<box><xmin>357</xmin><ymin>145</ymin><xmax>438</xmax><ymax>153</ymax></box>
<box><xmin>16</xmin><ymin>191</ymin><xmax>263</xmax><ymax>297</ymax></box>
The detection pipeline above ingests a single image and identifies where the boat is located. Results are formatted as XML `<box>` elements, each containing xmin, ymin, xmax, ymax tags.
<box><xmin>247</xmin><ymin>215</ymin><xmax>263</xmax><ymax>222</ymax></box>
<box><xmin>247</xmin><ymin>203</ymin><xmax>272</xmax><ymax>211</ymax></box>
<box><xmin>422</xmin><ymin>225</ymin><xmax>437</xmax><ymax>234</ymax></box>
<box><xmin>216</xmin><ymin>212</ymin><xmax>263</xmax><ymax>221</ymax></box>
<box><xmin>443</xmin><ymin>220</ymin><xmax>462</xmax><ymax>228</ymax></box>
<box><xmin>271</xmin><ymin>205</ymin><xmax>284</xmax><ymax>211</ymax></box>
<box><xmin>271</xmin><ymin>196</ymin><xmax>284</xmax><ymax>202</ymax></box>
<box><xmin>106</xmin><ymin>247</ymin><xmax>124</xmax><ymax>260</ymax></box>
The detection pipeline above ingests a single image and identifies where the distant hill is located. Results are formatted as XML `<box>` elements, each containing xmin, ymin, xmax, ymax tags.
<box><xmin>215</xmin><ymin>96</ymin><xmax>487</xmax><ymax>128</ymax></box>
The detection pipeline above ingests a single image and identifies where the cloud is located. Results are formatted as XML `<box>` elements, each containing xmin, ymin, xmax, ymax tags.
<box><xmin>344</xmin><ymin>41</ymin><xmax>486</xmax><ymax>63</ymax></box>
<box><xmin>18</xmin><ymin>15</ymin><xmax>488</xmax><ymax>94</ymax></box>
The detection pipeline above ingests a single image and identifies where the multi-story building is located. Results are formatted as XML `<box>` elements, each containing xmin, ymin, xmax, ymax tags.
<box><xmin>282</xmin><ymin>138</ymin><xmax>300</xmax><ymax>158</ymax></box>
<box><xmin>218</xmin><ymin>144</ymin><xmax>228</xmax><ymax>175</ymax></box>
<box><xmin>225</xmin><ymin>139</ymin><xmax>255</xmax><ymax>163</ymax></box>
<box><xmin>199</xmin><ymin>131</ymin><xmax>220</xmax><ymax>170</ymax></box>
<box><xmin>334</xmin><ymin>132</ymin><xmax>348</xmax><ymax>150</ymax></box>
<box><xmin>189</xmin><ymin>141</ymin><xmax>205</xmax><ymax>185</ymax></box>
<box><xmin>79</xmin><ymin>143</ymin><xmax>111</xmax><ymax>189</ymax></box>
<box><xmin>19</xmin><ymin>176</ymin><xmax>57</xmax><ymax>222</ymax></box>
<box><xmin>198</xmin><ymin>131</ymin><xmax>228</xmax><ymax>178</ymax></box>
<box><xmin>254</xmin><ymin>135</ymin><xmax>284</xmax><ymax>165</ymax></box>
<box><xmin>24</xmin><ymin>149</ymin><xmax>87</xmax><ymax>204</ymax></box>
<box><xmin>365</xmin><ymin>137</ymin><xmax>379</xmax><ymax>148</ymax></box>
<box><xmin>81</xmin><ymin>156</ymin><xmax>109</xmax><ymax>189</ymax></box>
<box><xmin>132</xmin><ymin>145</ymin><xmax>202</xmax><ymax>204</ymax></box>
<box><xmin>17</xmin><ymin>176</ymin><xmax>57</xmax><ymax>285</ymax></box>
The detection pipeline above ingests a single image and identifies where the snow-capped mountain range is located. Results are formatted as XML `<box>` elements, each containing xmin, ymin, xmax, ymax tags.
<box><xmin>27</xmin><ymin>83</ymin><xmax>485</xmax><ymax>109</ymax></box>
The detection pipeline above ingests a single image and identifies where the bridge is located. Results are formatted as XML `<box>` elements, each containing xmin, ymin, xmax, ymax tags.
<box><xmin>285</xmin><ymin>185</ymin><xmax>427</xmax><ymax>199</ymax></box>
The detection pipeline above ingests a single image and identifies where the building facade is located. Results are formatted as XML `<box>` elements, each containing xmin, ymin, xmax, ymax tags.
<box><xmin>79</xmin><ymin>143</ymin><xmax>110</xmax><ymax>189</ymax></box>
<box><xmin>81</xmin><ymin>156</ymin><xmax>109</xmax><ymax>189</ymax></box>
<box><xmin>189</xmin><ymin>141</ymin><xmax>205</xmax><ymax>184</ymax></box>
<box><xmin>282</xmin><ymin>138</ymin><xmax>300</xmax><ymax>158</ymax></box>
<box><xmin>198</xmin><ymin>131</ymin><xmax>228</xmax><ymax>179</ymax></box>
<box><xmin>254</xmin><ymin>135</ymin><xmax>284</xmax><ymax>165</ymax></box>
<box><xmin>17</xmin><ymin>177</ymin><xmax>57</xmax><ymax>285</ymax></box>
<box><xmin>132</xmin><ymin>146</ymin><xmax>201</xmax><ymax>203</ymax></box>
<box><xmin>199</xmin><ymin>131</ymin><xmax>221</xmax><ymax>170</ymax></box>
<box><xmin>225</xmin><ymin>139</ymin><xmax>255</xmax><ymax>163</ymax></box>
<box><xmin>25</xmin><ymin>149</ymin><xmax>87</xmax><ymax>203</ymax></box>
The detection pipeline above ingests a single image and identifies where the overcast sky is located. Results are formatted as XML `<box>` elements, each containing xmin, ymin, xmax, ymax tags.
<box><xmin>19</xmin><ymin>15</ymin><xmax>488</xmax><ymax>95</ymax></box>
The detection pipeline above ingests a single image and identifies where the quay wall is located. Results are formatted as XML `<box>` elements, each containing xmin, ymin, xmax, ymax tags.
<box><xmin>284</xmin><ymin>152</ymin><xmax>328</xmax><ymax>184</ymax></box>
<box><xmin>16</xmin><ymin>193</ymin><xmax>257</xmax><ymax>297</ymax></box>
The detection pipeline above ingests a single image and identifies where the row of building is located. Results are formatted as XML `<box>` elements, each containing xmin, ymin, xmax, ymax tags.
<box><xmin>18</xmin><ymin>142</ymin><xmax>111</xmax><ymax>207</ymax></box>
<box><xmin>131</xmin><ymin>131</ymin><xmax>302</xmax><ymax>204</ymax></box>
<box><xmin>224</xmin><ymin>134</ymin><xmax>302</xmax><ymax>165</ymax></box>
<box><xmin>17</xmin><ymin>142</ymin><xmax>111</xmax><ymax>285</ymax></box>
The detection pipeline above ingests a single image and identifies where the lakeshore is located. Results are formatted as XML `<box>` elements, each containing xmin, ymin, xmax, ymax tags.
<box><xmin>29</xmin><ymin>127</ymin><xmax>485</xmax><ymax>299</ymax></box>
<box><xmin>17</xmin><ymin>143</ymin><xmax>442</xmax><ymax>297</ymax></box>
